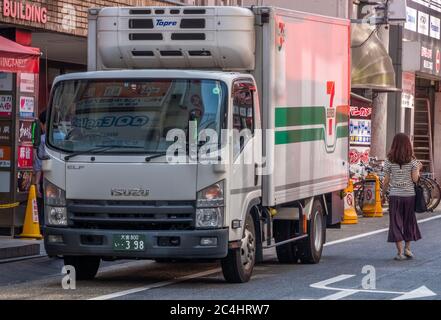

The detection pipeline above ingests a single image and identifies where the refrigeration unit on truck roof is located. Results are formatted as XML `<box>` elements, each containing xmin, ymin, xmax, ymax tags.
<box><xmin>88</xmin><ymin>6</ymin><xmax>256</xmax><ymax>70</ymax></box>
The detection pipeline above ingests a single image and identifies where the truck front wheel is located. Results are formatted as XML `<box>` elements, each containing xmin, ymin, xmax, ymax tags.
<box><xmin>221</xmin><ymin>213</ymin><xmax>256</xmax><ymax>283</ymax></box>
<box><xmin>298</xmin><ymin>199</ymin><xmax>325</xmax><ymax>264</ymax></box>
<box><xmin>64</xmin><ymin>256</ymin><xmax>101</xmax><ymax>280</ymax></box>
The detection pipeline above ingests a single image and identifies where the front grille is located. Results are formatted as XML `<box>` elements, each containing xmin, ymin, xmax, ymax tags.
<box><xmin>68</xmin><ymin>200</ymin><xmax>195</xmax><ymax>231</ymax></box>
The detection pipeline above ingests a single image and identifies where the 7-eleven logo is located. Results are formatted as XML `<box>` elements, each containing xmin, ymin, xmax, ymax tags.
<box><xmin>327</xmin><ymin>81</ymin><xmax>336</xmax><ymax>136</ymax></box>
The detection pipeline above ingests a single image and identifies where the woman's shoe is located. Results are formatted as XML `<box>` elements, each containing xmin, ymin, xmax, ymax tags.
<box><xmin>394</xmin><ymin>254</ymin><xmax>406</xmax><ymax>261</ymax></box>
<box><xmin>404</xmin><ymin>249</ymin><xmax>414</xmax><ymax>259</ymax></box>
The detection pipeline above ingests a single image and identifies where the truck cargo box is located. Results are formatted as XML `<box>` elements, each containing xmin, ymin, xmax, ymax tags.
<box><xmin>254</xmin><ymin>7</ymin><xmax>350</xmax><ymax>206</ymax></box>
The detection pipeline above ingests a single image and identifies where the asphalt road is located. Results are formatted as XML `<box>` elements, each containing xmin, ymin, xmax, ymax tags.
<box><xmin>1</xmin><ymin>211</ymin><xmax>441</xmax><ymax>300</ymax></box>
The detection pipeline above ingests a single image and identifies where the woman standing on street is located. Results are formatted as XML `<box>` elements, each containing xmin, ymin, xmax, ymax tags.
<box><xmin>383</xmin><ymin>133</ymin><xmax>422</xmax><ymax>261</ymax></box>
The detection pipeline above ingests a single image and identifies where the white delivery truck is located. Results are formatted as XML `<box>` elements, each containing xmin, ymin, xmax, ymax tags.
<box><xmin>40</xmin><ymin>6</ymin><xmax>350</xmax><ymax>283</ymax></box>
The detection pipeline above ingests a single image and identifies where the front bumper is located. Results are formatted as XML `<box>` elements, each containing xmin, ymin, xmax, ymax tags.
<box><xmin>44</xmin><ymin>227</ymin><xmax>229</xmax><ymax>259</ymax></box>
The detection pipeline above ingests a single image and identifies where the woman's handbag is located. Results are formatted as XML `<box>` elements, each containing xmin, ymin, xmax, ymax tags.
<box><xmin>414</xmin><ymin>182</ymin><xmax>428</xmax><ymax>213</ymax></box>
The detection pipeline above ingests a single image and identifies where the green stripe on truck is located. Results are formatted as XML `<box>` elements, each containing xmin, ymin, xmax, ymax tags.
<box><xmin>275</xmin><ymin>125</ymin><xmax>348</xmax><ymax>145</ymax></box>
<box><xmin>275</xmin><ymin>106</ymin><xmax>349</xmax><ymax>127</ymax></box>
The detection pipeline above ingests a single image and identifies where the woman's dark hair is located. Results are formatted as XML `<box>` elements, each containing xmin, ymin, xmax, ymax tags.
<box><xmin>387</xmin><ymin>133</ymin><xmax>414</xmax><ymax>165</ymax></box>
<box><xmin>39</xmin><ymin>110</ymin><xmax>47</xmax><ymax>125</ymax></box>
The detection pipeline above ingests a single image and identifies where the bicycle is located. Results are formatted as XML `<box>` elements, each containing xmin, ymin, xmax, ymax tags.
<box><xmin>419</xmin><ymin>173</ymin><xmax>441</xmax><ymax>212</ymax></box>
<box><xmin>352</xmin><ymin>158</ymin><xmax>388</xmax><ymax>216</ymax></box>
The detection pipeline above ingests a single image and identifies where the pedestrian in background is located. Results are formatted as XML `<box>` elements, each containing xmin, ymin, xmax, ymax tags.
<box><xmin>383</xmin><ymin>133</ymin><xmax>422</xmax><ymax>261</ymax></box>
<box><xmin>33</xmin><ymin>110</ymin><xmax>47</xmax><ymax>230</ymax></box>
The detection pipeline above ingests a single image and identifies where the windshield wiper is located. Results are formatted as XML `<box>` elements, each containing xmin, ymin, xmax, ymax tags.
<box><xmin>144</xmin><ymin>151</ymin><xmax>167</xmax><ymax>162</ymax></box>
<box><xmin>64</xmin><ymin>145</ymin><xmax>144</xmax><ymax>161</ymax></box>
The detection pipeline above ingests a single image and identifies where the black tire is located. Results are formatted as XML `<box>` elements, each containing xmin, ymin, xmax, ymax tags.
<box><xmin>298</xmin><ymin>199</ymin><xmax>325</xmax><ymax>264</ymax></box>
<box><xmin>422</xmin><ymin>177</ymin><xmax>441</xmax><ymax>211</ymax></box>
<box><xmin>221</xmin><ymin>213</ymin><xmax>256</xmax><ymax>283</ymax></box>
<box><xmin>273</xmin><ymin>220</ymin><xmax>299</xmax><ymax>263</ymax></box>
<box><xmin>64</xmin><ymin>256</ymin><xmax>101</xmax><ymax>280</ymax></box>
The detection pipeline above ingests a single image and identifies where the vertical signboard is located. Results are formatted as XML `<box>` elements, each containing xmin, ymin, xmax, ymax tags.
<box><xmin>402</xmin><ymin>72</ymin><xmax>416</xmax><ymax>109</ymax></box>
<box><xmin>349</xmin><ymin>96</ymin><xmax>373</xmax><ymax>180</ymax></box>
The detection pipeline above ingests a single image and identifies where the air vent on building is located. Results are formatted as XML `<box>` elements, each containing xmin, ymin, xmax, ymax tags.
<box><xmin>129</xmin><ymin>9</ymin><xmax>151</xmax><ymax>15</ymax></box>
<box><xmin>160</xmin><ymin>51</ymin><xmax>183</xmax><ymax>56</ymax></box>
<box><xmin>183</xmin><ymin>9</ymin><xmax>206</xmax><ymax>14</ymax></box>
<box><xmin>132</xmin><ymin>51</ymin><xmax>155</xmax><ymax>56</ymax></box>
<box><xmin>129</xmin><ymin>19</ymin><xmax>154</xmax><ymax>29</ymax></box>
<box><xmin>180</xmin><ymin>19</ymin><xmax>205</xmax><ymax>29</ymax></box>
<box><xmin>188</xmin><ymin>51</ymin><xmax>211</xmax><ymax>56</ymax></box>
<box><xmin>171</xmin><ymin>33</ymin><xmax>206</xmax><ymax>40</ymax></box>
<box><xmin>129</xmin><ymin>33</ymin><xmax>163</xmax><ymax>40</ymax></box>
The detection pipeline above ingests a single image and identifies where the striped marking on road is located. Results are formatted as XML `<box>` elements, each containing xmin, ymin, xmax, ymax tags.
<box><xmin>89</xmin><ymin>268</ymin><xmax>221</xmax><ymax>300</ymax></box>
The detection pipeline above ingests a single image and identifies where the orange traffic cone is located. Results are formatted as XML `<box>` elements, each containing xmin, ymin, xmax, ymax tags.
<box><xmin>342</xmin><ymin>179</ymin><xmax>358</xmax><ymax>224</ymax></box>
<box><xmin>19</xmin><ymin>184</ymin><xmax>43</xmax><ymax>239</ymax></box>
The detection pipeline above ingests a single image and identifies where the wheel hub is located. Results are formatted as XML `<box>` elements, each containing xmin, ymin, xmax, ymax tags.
<box><xmin>240</xmin><ymin>226</ymin><xmax>255</xmax><ymax>270</ymax></box>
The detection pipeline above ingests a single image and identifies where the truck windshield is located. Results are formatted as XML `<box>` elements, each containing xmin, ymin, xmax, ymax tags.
<box><xmin>47</xmin><ymin>79</ymin><xmax>227</xmax><ymax>154</ymax></box>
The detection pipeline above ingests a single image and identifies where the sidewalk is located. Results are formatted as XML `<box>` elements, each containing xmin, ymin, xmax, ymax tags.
<box><xmin>0</xmin><ymin>236</ymin><xmax>45</xmax><ymax>263</ymax></box>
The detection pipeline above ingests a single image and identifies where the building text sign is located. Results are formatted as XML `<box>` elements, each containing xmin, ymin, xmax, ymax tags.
<box><xmin>2</xmin><ymin>0</ymin><xmax>47</xmax><ymax>24</ymax></box>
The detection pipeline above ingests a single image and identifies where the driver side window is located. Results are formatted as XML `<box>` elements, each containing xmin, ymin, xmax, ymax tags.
<box><xmin>232</xmin><ymin>80</ymin><xmax>255</xmax><ymax>158</ymax></box>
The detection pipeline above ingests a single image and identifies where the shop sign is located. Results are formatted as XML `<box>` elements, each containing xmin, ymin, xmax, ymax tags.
<box><xmin>0</xmin><ymin>146</ymin><xmax>11</xmax><ymax>168</ymax></box>
<box><xmin>0</xmin><ymin>72</ymin><xmax>13</xmax><ymax>91</ymax></box>
<box><xmin>418</xmin><ymin>11</ymin><xmax>430</xmax><ymax>36</ymax></box>
<box><xmin>19</xmin><ymin>96</ymin><xmax>34</xmax><ymax>117</ymax></box>
<box><xmin>17</xmin><ymin>171</ymin><xmax>33</xmax><ymax>193</ymax></box>
<box><xmin>405</xmin><ymin>7</ymin><xmax>417</xmax><ymax>32</ymax></box>
<box><xmin>2</xmin><ymin>0</ymin><xmax>47</xmax><ymax>24</ymax></box>
<box><xmin>430</xmin><ymin>15</ymin><xmax>441</xmax><ymax>39</ymax></box>
<box><xmin>17</xmin><ymin>145</ymin><xmax>33</xmax><ymax>168</ymax></box>
<box><xmin>0</xmin><ymin>95</ymin><xmax>12</xmax><ymax>117</ymax></box>
<box><xmin>350</xmin><ymin>106</ymin><xmax>372</xmax><ymax>118</ymax></box>
<box><xmin>349</xmin><ymin>119</ymin><xmax>371</xmax><ymax>145</ymax></box>
<box><xmin>402</xmin><ymin>72</ymin><xmax>415</xmax><ymax>109</ymax></box>
<box><xmin>421</xmin><ymin>46</ymin><xmax>434</xmax><ymax>71</ymax></box>
<box><xmin>18</xmin><ymin>120</ymin><xmax>33</xmax><ymax>144</ymax></box>
<box><xmin>436</xmin><ymin>49</ymin><xmax>441</xmax><ymax>74</ymax></box>
<box><xmin>0</xmin><ymin>171</ymin><xmax>10</xmax><ymax>193</ymax></box>
<box><xmin>0</xmin><ymin>120</ymin><xmax>12</xmax><ymax>143</ymax></box>
<box><xmin>20</xmin><ymin>73</ymin><xmax>34</xmax><ymax>93</ymax></box>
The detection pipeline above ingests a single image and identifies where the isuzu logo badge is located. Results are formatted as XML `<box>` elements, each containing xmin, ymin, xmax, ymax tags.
<box><xmin>111</xmin><ymin>188</ymin><xmax>150</xmax><ymax>197</ymax></box>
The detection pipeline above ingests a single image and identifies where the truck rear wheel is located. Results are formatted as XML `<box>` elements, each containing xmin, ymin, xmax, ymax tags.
<box><xmin>298</xmin><ymin>199</ymin><xmax>325</xmax><ymax>264</ymax></box>
<box><xmin>64</xmin><ymin>256</ymin><xmax>101</xmax><ymax>280</ymax></box>
<box><xmin>273</xmin><ymin>220</ymin><xmax>299</xmax><ymax>263</ymax></box>
<box><xmin>221</xmin><ymin>213</ymin><xmax>256</xmax><ymax>283</ymax></box>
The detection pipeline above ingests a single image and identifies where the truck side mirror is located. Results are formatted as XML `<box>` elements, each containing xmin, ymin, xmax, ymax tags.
<box><xmin>32</xmin><ymin>119</ymin><xmax>41</xmax><ymax>148</ymax></box>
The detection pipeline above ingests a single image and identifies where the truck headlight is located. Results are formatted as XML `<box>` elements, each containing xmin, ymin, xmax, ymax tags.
<box><xmin>196</xmin><ymin>181</ymin><xmax>225</xmax><ymax>228</ymax></box>
<box><xmin>196</xmin><ymin>208</ymin><xmax>224</xmax><ymax>229</ymax></box>
<box><xmin>46</xmin><ymin>206</ymin><xmax>67</xmax><ymax>226</ymax></box>
<box><xmin>44</xmin><ymin>180</ymin><xmax>67</xmax><ymax>226</ymax></box>
<box><xmin>44</xmin><ymin>179</ymin><xmax>66</xmax><ymax>206</ymax></box>
<box><xmin>196</xmin><ymin>180</ymin><xmax>224</xmax><ymax>208</ymax></box>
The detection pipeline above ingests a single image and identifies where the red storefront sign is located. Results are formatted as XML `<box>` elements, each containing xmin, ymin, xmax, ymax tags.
<box><xmin>17</xmin><ymin>145</ymin><xmax>33</xmax><ymax>169</ymax></box>
<box><xmin>0</xmin><ymin>35</ymin><xmax>40</xmax><ymax>73</ymax></box>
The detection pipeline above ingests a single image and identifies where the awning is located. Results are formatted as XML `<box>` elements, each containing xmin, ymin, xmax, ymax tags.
<box><xmin>0</xmin><ymin>36</ymin><xmax>40</xmax><ymax>73</ymax></box>
<box><xmin>351</xmin><ymin>23</ymin><xmax>398</xmax><ymax>92</ymax></box>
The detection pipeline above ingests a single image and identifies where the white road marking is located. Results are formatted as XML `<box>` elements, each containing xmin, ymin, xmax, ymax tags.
<box><xmin>89</xmin><ymin>213</ymin><xmax>441</xmax><ymax>300</ymax></box>
<box><xmin>310</xmin><ymin>274</ymin><xmax>437</xmax><ymax>300</ymax></box>
<box><xmin>325</xmin><ymin>214</ymin><xmax>441</xmax><ymax>247</ymax></box>
<box><xmin>89</xmin><ymin>268</ymin><xmax>221</xmax><ymax>300</ymax></box>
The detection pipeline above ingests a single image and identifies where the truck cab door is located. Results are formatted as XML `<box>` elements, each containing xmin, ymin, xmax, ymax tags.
<box><xmin>229</xmin><ymin>79</ymin><xmax>262</xmax><ymax>236</ymax></box>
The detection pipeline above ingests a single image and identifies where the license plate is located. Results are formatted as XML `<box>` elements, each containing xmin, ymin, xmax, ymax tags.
<box><xmin>112</xmin><ymin>234</ymin><xmax>146</xmax><ymax>251</ymax></box>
